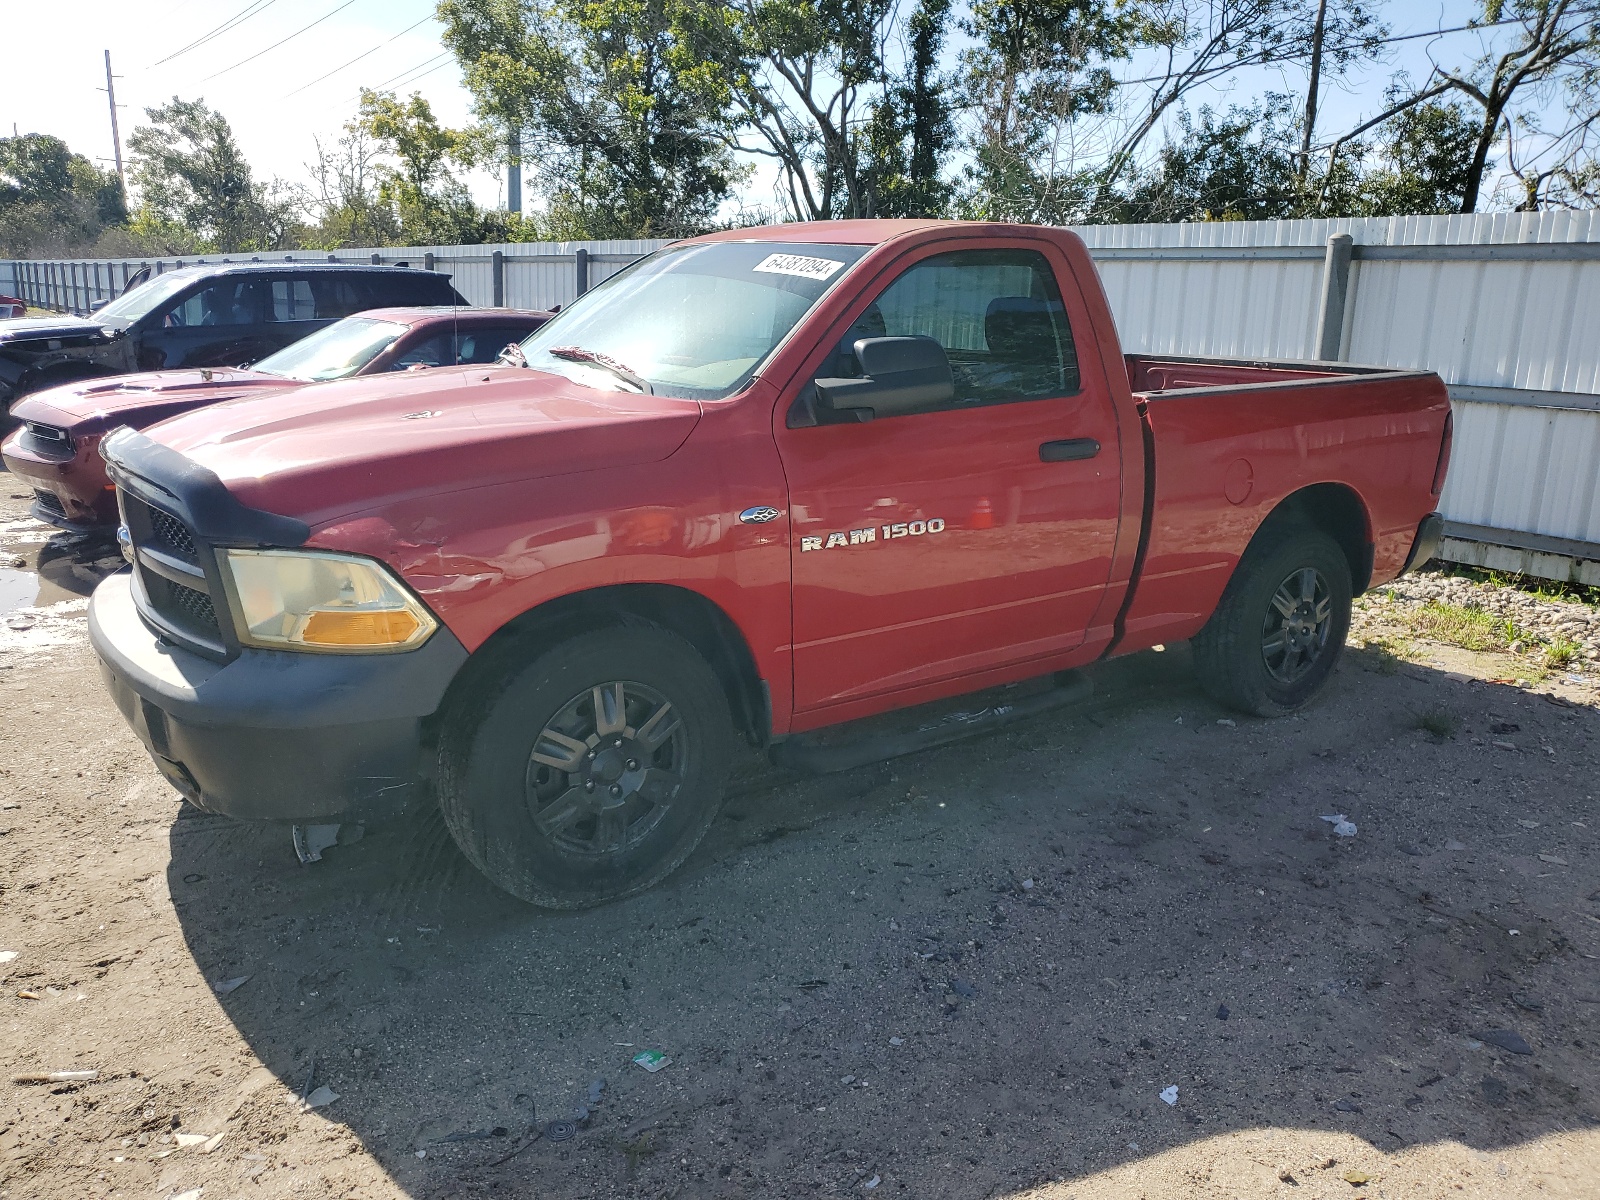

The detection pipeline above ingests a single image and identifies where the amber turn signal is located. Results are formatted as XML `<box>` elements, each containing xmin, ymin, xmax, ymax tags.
<box><xmin>300</xmin><ymin>609</ymin><xmax>422</xmax><ymax>647</ymax></box>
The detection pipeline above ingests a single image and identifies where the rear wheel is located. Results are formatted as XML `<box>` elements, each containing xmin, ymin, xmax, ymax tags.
<box><xmin>1191</xmin><ymin>527</ymin><xmax>1352</xmax><ymax>716</ymax></box>
<box><xmin>437</xmin><ymin>624</ymin><xmax>733</xmax><ymax>908</ymax></box>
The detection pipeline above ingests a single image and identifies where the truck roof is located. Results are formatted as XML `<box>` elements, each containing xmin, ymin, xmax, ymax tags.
<box><xmin>140</xmin><ymin>262</ymin><xmax>451</xmax><ymax>280</ymax></box>
<box><xmin>687</xmin><ymin>219</ymin><xmax>977</xmax><ymax>246</ymax></box>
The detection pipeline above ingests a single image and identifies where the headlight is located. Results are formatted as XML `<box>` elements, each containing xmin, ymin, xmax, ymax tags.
<box><xmin>220</xmin><ymin>548</ymin><xmax>437</xmax><ymax>653</ymax></box>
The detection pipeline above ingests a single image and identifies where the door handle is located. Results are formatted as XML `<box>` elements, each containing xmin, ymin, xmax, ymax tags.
<box><xmin>1039</xmin><ymin>438</ymin><xmax>1101</xmax><ymax>463</ymax></box>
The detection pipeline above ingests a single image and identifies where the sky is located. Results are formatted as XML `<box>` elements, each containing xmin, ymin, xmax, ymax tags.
<box><xmin>0</xmin><ymin>0</ymin><xmax>1539</xmax><ymax>219</ymax></box>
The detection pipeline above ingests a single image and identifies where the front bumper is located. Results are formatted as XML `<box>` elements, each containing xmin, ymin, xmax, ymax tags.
<box><xmin>90</xmin><ymin>571</ymin><xmax>468</xmax><ymax>823</ymax></box>
<box><xmin>0</xmin><ymin>435</ymin><xmax>115</xmax><ymax>530</ymax></box>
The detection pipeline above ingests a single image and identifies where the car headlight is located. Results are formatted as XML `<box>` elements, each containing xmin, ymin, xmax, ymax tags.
<box><xmin>219</xmin><ymin>548</ymin><xmax>437</xmax><ymax>653</ymax></box>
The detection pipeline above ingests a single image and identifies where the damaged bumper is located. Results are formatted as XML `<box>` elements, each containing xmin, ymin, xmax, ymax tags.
<box><xmin>89</xmin><ymin>571</ymin><xmax>467</xmax><ymax>823</ymax></box>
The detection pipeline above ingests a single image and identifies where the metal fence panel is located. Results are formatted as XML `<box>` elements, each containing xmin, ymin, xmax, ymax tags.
<box><xmin>1094</xmin><ymin>256</ymin><xmax>1323</xmax><ymax>360</ymax></box>
<box><xmin>6</xmin><ymin>216</ymin><xmax>1600</xmax><ymax>580</ymax></box>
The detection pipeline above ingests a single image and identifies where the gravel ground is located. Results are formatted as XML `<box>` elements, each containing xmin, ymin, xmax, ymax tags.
<box><xmin>1</xmin><ymin>485</ymin><xmax>1598</xmax><ymax>1200</ymax></box>
<box><xmin>1362</xmin><ymin>568</ymin><xmax>1600</xmax><ymax>665</ymax></box>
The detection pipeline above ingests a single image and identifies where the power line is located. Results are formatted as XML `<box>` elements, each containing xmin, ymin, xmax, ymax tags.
<box><xmin>149</xmin><ymin>0</ymin><xmax>281</xmax><ymax>68</ymax></box>
<box><xmin>365</xmin><ymin>50</ymin><xmax>452</xmax><ymax>94</ymax></box>
<box><xmin>282</xmin><ymin>12</ymin><xmax>435</xmax><ymax>98</ymax></box>
<box><xmin>200</xmin><ymin>0</ymin><xmax>361</xmax><ymax>83</ymax></box>
<box><xmin>355</xmin><ymin>55</ymin><xmax>455</xmax><ymax>103</ymax></box>
<box><xmin>383</xmin><ymin>57</ymin><xmax>454</xmax><ymax>92</ymax></box>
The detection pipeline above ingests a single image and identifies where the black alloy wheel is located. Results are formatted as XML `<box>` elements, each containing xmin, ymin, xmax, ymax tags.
<box><xmin>437</xmin><ymin>624</ymin><xmax>733</xmax><ymax>908</ymax></box>
<box><xmin>1191</xmin><ymin>526</ymin><xmax>1353</xmax><ymax>716</ymax></box>
<box><xmin>526</xmin><ymin>680</ymin><xmax>688</xmax><ymax>857</ymax></box>
<box><xmin>1260</xmin><ymin>566</ymin><xmax>1333</xmax><ymax>684</ymax></box>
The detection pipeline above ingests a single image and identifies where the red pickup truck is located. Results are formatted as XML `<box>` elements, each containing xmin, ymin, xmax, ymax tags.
<box><xmin>89</xmin><ymin>220</ymin><xmax>1451</xmax><ymax>908</ymax></box>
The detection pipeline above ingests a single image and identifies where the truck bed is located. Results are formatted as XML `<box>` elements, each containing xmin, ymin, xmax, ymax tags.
<box><xmin>1112</xmin><ymin>354</ymin><xmax>1451</xmax><ymax>655</ymax></box>
<box><xmin>1126</xmin><ymin>353</ymin><xmax>1413</xmax><ymax>395</ymax></box>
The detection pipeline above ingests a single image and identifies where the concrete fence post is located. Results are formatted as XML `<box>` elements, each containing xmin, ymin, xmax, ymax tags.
<box><xmin>370</xmin><ymin>252</ymin><xmax>381</xmax><ymax>265</ymax></box>
<box><xmin>574</xmin><ymin>247</ymin><xmax>590</xmax><ymax>297</ymax></box>
<box><xmin>1316</xmin><ymin>233</ymin><xmax>1354</xmax><ymax>361</ymax></box>
<box><xmin>424</xmin><ymin>251</ymin><xmax>435</xmax><ymax>272</ymax></box>
<box><xmin>492</xmin><ymin>251</ymin><xmax>506</xmax><ymax>307</ymax></box>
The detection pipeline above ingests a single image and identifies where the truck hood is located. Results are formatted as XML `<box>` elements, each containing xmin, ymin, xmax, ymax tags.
<box><xmin>145</xmin><ymin>365</ymin><xmax>703</xmax><ymax>526</ymax></box>
<box><xmin>15</xmin><ymin>368</ymin><xmax>293</xmax><ymax>431</ymax></box>
<box><xmin>0</xmin><ymin>315</ymin><xmax>109</xmax><ymax>343</ymax></box>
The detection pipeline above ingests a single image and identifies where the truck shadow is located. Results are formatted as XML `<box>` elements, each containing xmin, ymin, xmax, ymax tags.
<box><xmin>163</xmin><ymin>644</ymin><xmax>1600</xmax><ymax>1197</ymax></box>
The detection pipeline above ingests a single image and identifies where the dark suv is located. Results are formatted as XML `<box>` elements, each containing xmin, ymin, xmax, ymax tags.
<box><xmin>0</xmin><ymin>263</ymin><xmax>468</xmax><ymax>413</ymax></box>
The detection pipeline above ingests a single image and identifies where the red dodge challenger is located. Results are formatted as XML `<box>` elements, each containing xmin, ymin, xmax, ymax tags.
<box><xmin>3</xmin><ymin>306</ymin><xmax>549</xmax><ymax>531</ymax></box>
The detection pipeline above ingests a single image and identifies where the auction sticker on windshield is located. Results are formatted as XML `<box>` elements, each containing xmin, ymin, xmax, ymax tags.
<box><xmin>753</xmin><ymin>253</ymin><xmax>846</xmax><ymax>281</ymax></box>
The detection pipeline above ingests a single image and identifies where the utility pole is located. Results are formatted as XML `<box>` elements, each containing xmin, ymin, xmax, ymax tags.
<box><xmin>102</xmin><ymin>50</ymin><xmax>126</xmax><ymax>197</ymax></box>
<box><xmin>507</xmin><ymin>128</ymin><xmax>522</xmax><ymax>215</ymax></box>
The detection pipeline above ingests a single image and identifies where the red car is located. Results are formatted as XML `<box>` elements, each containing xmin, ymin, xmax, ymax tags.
<box><xmin>90</xmin><ymin>220</ymin><xmax>1451</xmax><ymax>908</ymax></box>
<box><xmin>0</xmin><ymin>295</ymin><xmax>24</xmax><ymax>319</ymax></box>
<box><xmin>3</xmin><ymin>307</ymin><xmax>549</xmax><ymax>531</ymax></box>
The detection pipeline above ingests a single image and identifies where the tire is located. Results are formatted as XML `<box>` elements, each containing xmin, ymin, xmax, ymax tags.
<box><xmin>437</xmin><ymin>624</ymin><xmax>733</xmax><ymax>909</ymax></box>
<box><xmin>1190</xmin><ymin>526</ymin><xmax>1353</xmax><ymax>716</ymax></box>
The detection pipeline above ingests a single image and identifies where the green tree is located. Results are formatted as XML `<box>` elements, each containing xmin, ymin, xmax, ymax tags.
<box><xmin>127</xmin><ymin>98</ymin><xmax>295</xmax><ymax>252</ymax></box>
<box><xmin>440</xmin><ymin>0</ymin><xmax>739</xmax><ymax>238</ymax></box>
<box><xmin>298</xmin><ymin>123</ymin><xmax>401</xmax><ymax>249</ymax></box>
<box><xmin>860</xmin><ymin>0</ymin><xmax>956</xmax><ymax>218</ymax></box>
<box><xmin>1356</xmin><ymin>100</ymin><xmax>1482</xmax><ymax>215</ymax></box>
<box><xmin>1111</xmin><ymin>99</ymin><xmax>1302</xmax><ymax>223</ymax></box>
<box><xmin>1443</xmin><ymin>0</ymin><xmax>1600</xmax><ymax>211</ymax></box>
<box><xmin>357</xmin><ymin>89</ymin><xmax>486</xmax><ymax>244</ymax></box>
<box><xmin>0</xmin><ymin>134</ymin><xmax>126</xmax><ymax>255</ymax></box>
<box><xmin>957</xmin><ymin>0</ymin><xmax>1141</xmax><ymax>222</ymax></box>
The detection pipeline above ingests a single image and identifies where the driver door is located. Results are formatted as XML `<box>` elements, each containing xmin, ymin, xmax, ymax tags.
<box><xmin>774</xmin><ymin>240</ymin><xmax>1123</xmax><ymax>714</ymax></box>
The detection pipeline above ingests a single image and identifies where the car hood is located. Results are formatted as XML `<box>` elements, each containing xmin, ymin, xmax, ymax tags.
<box><xmin>146</xmin><ymin>365</ymin><xmax>703</xmax><ymax>526</ymax></box>
<box><xmin>0</xmin><ymin>315</ymin><xmax>108</xmax><ymax>343</ymax></box>
<box><xmin>13</xmin><ymin>368</ymin><xmax>294</xmax><ymax>430</ymax></box>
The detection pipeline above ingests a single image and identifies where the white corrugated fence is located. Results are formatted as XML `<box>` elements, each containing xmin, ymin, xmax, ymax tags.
<box><xmin>5</xmin><ymin>213</ymin><xmax>1600</xmax><ymax>585</ymax></box>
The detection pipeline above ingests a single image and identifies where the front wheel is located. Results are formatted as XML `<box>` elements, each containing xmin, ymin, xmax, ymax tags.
<box><xmin>1191</xmin><ymin>527</ymin><xmax>1353</xmax><ymax>716</ymax></box>
<box><xmin>437</xmin><ymin>625</ymin><xmax>733</xmax><ymax>908</ymax></box>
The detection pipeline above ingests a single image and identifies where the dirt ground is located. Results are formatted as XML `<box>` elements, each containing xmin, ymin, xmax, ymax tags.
<box><xmin>1</xmin><ymin>480</ymin><xmax>1597</xmax><ymax>1200</ymax></box>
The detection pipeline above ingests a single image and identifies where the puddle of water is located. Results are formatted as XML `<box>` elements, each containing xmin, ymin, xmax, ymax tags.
<box><xmin>0</xmin><ymin>566</ymin><xmax>37</xmax><ymax>613</ymax></box>
<box><xmin>1</xmin><ymin>554</ymin><xmax>105</xmax><ymax>616</ymax></box>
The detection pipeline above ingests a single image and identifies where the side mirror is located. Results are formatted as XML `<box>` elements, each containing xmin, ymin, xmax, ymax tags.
<box><xmin>89</xmin><ymin>298</ymin><xmax>110</xmax><ymax>313</ymax></box>
<box><xmin>814</xmin><ymin>336</ymin><xmax>954</xmax><ymax>421</ymax></box>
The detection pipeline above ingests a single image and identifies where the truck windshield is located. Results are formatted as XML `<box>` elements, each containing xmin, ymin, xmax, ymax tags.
<box><xmin>94</xmin><ymin>271</ymin><xmax>199</xmax><ymax>328</ymax></box>
<box><xmin>253</xmin><ymin>317</ymin><xmax>409</xmax><ymax>382</ymax></box>
<box><xmin>515</xmin><ymin>241</ymin><xmax>870</xmax><ymax>400</ymax></box>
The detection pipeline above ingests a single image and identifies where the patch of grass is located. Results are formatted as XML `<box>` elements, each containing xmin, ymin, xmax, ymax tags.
<box><xmin>1406</xmin><ymin>600</ymin><xmax>1512</xmax><ymax>652</ymax></box>
<box><xmin>1544</xmin><ymin>638</ymin><xmax>1581</xmax><ymax>670</ymax></box>
<box><xmin>1412</xmin><ymin>708</ymin><xmax>1460</xmax><ymax>739</ymax></box>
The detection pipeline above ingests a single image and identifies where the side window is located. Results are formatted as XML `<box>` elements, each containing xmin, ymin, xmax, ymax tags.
<box><xmin>365</xmin><ymin>273</ymin><xmax>448</xmax><ymax>308</ymax></box>
<box><xmin>824</xmin><ymin>248</ymin><xmax>1078</xmax><ymax>406</ymax></box>
<box><xmin>306</xmin><ymin>277</ymin><xmax>376</xmax><ymax>319</ymax></box>
<box><xmin>458</xmin><ymin>327</ymin><xmax>532</xmax><ymax>364</ymax></box>
<box><xmin>269</xmin><ymin>279</ymin><xmax>316</xmax><ymax>321</ymax></box>
<box><xmin>390</xmin><ymin>331</ymin><xmax>453</xmax><ymax>369</ymax></box>
<box><xmin>161</xmin><ymin>279</ymin><xmax>263</xmax><ymax>328</ymax></box>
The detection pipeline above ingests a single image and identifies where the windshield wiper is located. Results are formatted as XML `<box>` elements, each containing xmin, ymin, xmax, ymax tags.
<box><xmin>546</xmin><ymin>345</ymin><xmax>653</xmax><ymax>394</ymax></box>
